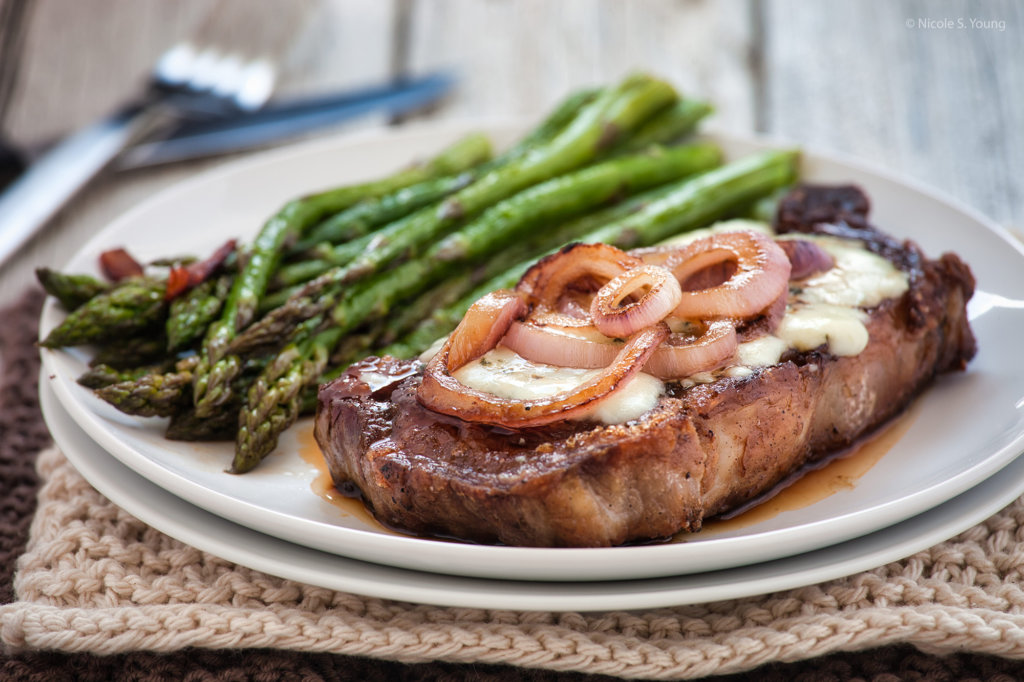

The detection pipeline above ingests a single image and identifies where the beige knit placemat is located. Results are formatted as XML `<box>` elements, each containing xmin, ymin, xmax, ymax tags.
<box><xmin>4</xmin><ymin>445</ymin><xmax>1024</xmax><ymax>680</ymax></box>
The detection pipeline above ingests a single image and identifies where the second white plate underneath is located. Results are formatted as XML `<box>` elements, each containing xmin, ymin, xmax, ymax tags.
<box><xmin>43</xmin><ymin>379</ymin><xmax>1024</xmax><ymax>611</ymax></box>
<box><xmin>39</xmin><ymin>123</ymin><xmax>1024</xmax><ymax>582</ymax></box>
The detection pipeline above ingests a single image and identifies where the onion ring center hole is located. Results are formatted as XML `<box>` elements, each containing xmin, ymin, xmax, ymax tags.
<box><xmin>611</xmin><ymin>283</ymin><xmax>652</xmax><ymax>309</ymax></box>
<box><xmin>680</xmin><ymin>258</ymin><xmax>737</xmax><ymax>292</ymax></box>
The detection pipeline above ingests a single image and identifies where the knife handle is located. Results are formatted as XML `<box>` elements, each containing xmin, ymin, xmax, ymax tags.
<box><xmin>0</xmin><ymin>106</ymin><xmax>150</xmax><ymax>266</ymax></box>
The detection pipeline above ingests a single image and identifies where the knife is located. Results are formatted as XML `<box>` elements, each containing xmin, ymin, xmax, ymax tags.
<box><xmin>0</xmin><ymin>72</ymin><xmax>454</xmax><ymax>267</ymax></box>
<box><xmin>117</xmin><ymin>71</ymin><xmax>456</xmax><ymax>169</ymax></box>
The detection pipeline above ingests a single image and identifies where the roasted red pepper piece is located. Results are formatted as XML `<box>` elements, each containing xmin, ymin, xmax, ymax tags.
<box><xmin>164</xmin><ymin>239</ymin><xmax>237</xmax><ymax>301</ymax></box>
<box><xmin>164</xmin><ymin>266</ymin><xmax>191</xmax><ymax>301</ymax></box>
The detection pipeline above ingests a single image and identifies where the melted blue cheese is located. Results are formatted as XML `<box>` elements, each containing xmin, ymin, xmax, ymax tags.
<box><xmin>726</xmin><ymin>234</ymin><xmax>909</xmax><ymax>366</ymax></box>
<box><xmin>774</xmin><ymin>304</ymin><xmax>869</xmax><ymax>356</ymax></box>
<box><xmin>439</xmin><ymin>226</ymin><xmax>910</xmax><ymax>425</ymax></box>
<box><xmin>453</xmin><ymin>346</ymin><xmax>664</xmax><ymax>425</ymax></box>
<box><xmin>778</xmin><ymin>234</ymin><xmax>909</xmax><ymax>308</ymax></box>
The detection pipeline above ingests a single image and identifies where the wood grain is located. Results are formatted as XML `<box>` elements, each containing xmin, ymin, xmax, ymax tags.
<box><xmin>0</xmin><ymin>0</ymin><xmax>1019</xmax><ymax>311</ymax></box>
<box><xmin>403</xmin><ymin>0</ymin><xmax>758</xmax><ymax>130</ymax></box>
<box><xmin>759</xmin><ymin>0</ymin><xmax>1023</xmax><ymax>227</ymax></box>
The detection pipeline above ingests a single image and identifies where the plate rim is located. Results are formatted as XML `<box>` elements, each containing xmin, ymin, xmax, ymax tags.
<box><xmin>37</xmin><ymin>121</ymin><xmax>1024</xmax><ymax>582</ymax></box>
<box><xmin>41</xmin><ymin>378</ymin><xmax>1024</xmax><ymax>611</ymax></box>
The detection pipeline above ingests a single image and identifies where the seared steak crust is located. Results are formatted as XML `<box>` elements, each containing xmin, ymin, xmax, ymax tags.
<box><xmin>315</xmin><ymin>187</ymin><xmax>977</xmax><ymax>547</ymax></box>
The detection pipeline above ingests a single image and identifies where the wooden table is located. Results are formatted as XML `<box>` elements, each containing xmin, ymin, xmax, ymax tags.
<box><xmin>0</xmin><ymin>0</ymin><xmax>1019</xmax><ymax>307</ymax></box>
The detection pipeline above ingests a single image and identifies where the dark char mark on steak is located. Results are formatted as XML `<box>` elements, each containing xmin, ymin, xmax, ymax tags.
<box><xmin>314</xmin><ymin>184</ymin><xmax>977</xmax><ymax>547</ymax></box>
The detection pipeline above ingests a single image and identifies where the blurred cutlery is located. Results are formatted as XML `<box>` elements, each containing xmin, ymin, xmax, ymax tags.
<box><xmin>0</xmin><ymin>41</ymin><xmax>277</xmax><ymax>267</ymax></box>
<box><xmin>117</xmin><ymin>72</ymin><xmax>455</xmax><ymax>169</ymax></box>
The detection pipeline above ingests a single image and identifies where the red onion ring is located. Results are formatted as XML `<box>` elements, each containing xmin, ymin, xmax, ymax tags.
<box><xmin>664</xmin><ymin>231</ymin><xmax>791</xmax><ymax>319</ymax></box>
<box><xmin>416</xmin><ymin>230</ymin><xmax>803</xmax><ymax>426</ymax></box>
<box><xmin>502</xmin><ymin>313</ymin><xmax>620</xmax><ymax>369</ymax></box>
<box><xmin>444</xmin><ymin>289</ymin><xmax>528</xmax><ymax>370</ymax></box>
<box><xmin>418</xmin><ymin>323</ymin><xmax>669</xmax><ymax>428</ymax></box>
<box><xmin>644</xmin><ymin>319</ymin><xmax>738</xmax><ymax>378</ymax></box>
<box><xmin>517</xmin><ymin>243</ymin><xmax>644</xmax><ymax>308</ymax></box>
<box><xmin>589</xmin><ymin>264</ymin><xmax>683</xmax><ymax>338</ymax></box>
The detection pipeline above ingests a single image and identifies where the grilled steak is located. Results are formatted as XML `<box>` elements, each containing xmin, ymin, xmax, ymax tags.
<box><xmin>314</xmin><ymin>186</ymin><xmax>976</xmax><ymax>547</ymax></box>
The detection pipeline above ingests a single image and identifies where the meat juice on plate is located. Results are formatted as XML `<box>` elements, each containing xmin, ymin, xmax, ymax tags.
<box><xmin>297</xmin><ymin>402</ymin><xmax>919</xmax><ymax>544</ymax></box>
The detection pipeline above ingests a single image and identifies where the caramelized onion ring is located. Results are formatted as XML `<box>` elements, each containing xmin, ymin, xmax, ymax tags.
<box><xmin>517</xmin><ymin>243</ymin><xmax>643</xmax><ymax>307</ymax></box>
<box><xmin>590</xmin><ymin>265</ymin><xmax>683</xmax><ymax>338</ymax></box>
<box><xmin>644</xmin><ymin>319</ymin><xmax>738</xmax><ymax>378</ymax></box>
<box><xmin>665</xmin><ymin>231</ymin><xmax>791</xmax><ymax>319</ymax></box>
<box><xmin>445</xmin><ymin>289</ymin><xmax>528</xmax><ymax>370</ymax></box>
<box><xmin>502</xmin><ymin>313</ymin><xmax>620</xmax><ymax>369</ymax></box>
<box><xmin>418</xmin><ymin>324</ymin><xmax>669</xmax><ymax>428</ymax></box>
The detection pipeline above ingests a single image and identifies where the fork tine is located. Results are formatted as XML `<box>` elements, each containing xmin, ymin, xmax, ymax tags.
<box><xmin>0</xmin><ymin>0</ymin><xmax>314</xmax><ymax>266</ymax></box>
<box><xmin>234</xmin><ymin>59</ymin><xmax>276</xmax><ymax>111</ymax></box>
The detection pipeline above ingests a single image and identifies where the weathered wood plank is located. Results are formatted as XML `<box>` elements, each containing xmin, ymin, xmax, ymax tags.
<box><xmin>758</xmin><ymin>0</ymin><xmax>1023</xmax><ymax>227</ymax></box>
<box><xmin>403</xmin><ymin>0</ymin><xmax>759</xmax><ymax>131</ymax></box>
<box><xmin>3</xmin><ymin>0</ymin><xmax>1020</xmax><ymax>313</ymax></box>
<box><xmin>1</xmin><ymin>0</ymin><xmax>395</xmax><ymax>148</ymax></box>
<box><xmin>0</xmin><ymin>0</ymin><xmax>396</xmax><ymax>307</ymax></box>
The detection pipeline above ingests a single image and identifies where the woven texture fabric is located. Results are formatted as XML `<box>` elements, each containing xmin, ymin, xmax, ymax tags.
<box><xmin>4</xmin><ymin>288</ymin><xmax>1024</xmax><ymax>680</ymax></box>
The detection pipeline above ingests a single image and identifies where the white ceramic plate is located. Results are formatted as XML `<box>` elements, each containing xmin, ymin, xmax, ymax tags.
<box><xmin>39</xmin><ymin>123</ymin><xmax>1024</xmax><ymax>582</ymax></box>
<box><xmin>41</xmin><ymin>379</ymin><xmax>1024</xmax><ymax>611</ymax></box>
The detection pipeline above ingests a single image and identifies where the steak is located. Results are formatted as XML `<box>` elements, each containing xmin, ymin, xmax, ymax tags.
<box><xmin>314</xmin><ymin>186</ymin><xmax>977</xmax><ymax>547</ymax></box>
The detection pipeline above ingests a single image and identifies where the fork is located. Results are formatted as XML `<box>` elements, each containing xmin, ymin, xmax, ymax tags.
<box><xmin>0</xmin><ymin>42</ymin><xmax>277</xmax><ymax>267</ymax></box>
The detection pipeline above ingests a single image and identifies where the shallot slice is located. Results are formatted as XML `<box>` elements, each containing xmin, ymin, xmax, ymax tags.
<box><xmin>665</xmin><ymin>231</ymin><xmax>791</xmax><ymax>319</ymax></box>
<box><xmin>778</xmin><ymin>238</ymin><xmax>835</xmax><ymax>280</ymax></box>
<box><xmin>644</xmin><ymin>319</ymin><xmax>738</xmax><ymax>379</ymax></box>
<box><xmin>590</xmin><ymin>264</ymin><xmax>682</xmax><ymax>338</ymax></box>
<box><xmin>418</xmin><ymin>323</ymin><xmax>669</xmax><ymax>428</ymax></box>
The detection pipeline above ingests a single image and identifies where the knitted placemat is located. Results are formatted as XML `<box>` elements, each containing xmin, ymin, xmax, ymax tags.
<box><xmin>3</xmin><ymin>289</ymin><xmax>1024</xmax><ymax>681</ymax></box>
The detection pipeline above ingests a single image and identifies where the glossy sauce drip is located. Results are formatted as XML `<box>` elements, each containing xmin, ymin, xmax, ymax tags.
<box><xmin>296</xmin><ymin>429</ymin><xmax>398</xmax><ymax>534</ymax></box>
<box><xmin>696</xmin><ymin>403</ymin><xmax>919</xmax><ymax>537</ymax></box>
<box><xmin>298</xmin><ymin>404</ymin><xmax>917</xmax><ymax>544</ymax></box>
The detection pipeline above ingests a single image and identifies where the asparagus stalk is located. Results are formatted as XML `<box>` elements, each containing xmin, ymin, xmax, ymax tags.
<box><xmin>40</xmin><ymin>278</ymin><xmax>166</xmax><ymax>348</ymax></box>
<box><xmin>230</xmin><ymin>75</ymin><xmax>678</xmax><ymax>356</ymax></box>
<box><xmin>375</xmin><ymin>182</ymin><xmax>690</xmax><ymax>358</ymax></box>
<box><xmin>496</xmin><ymin>87</ymin><xmax>602</xmax><ymax>162</ymax></box>
<box><xmin>77</xmin><ymin>363</ymin><xmax>168</xmax><ymax>390</ymax></box>
<box><xmin>35</xmin><ymin>268</ymin><xmax>110</xmax><ymax>310</ymax></box>
<box><xmin>293</xmin><ymin>132</ymin><xmax>493</xmax><ymax>251</ymax></box>
<box><xmin>166</xmin><ymin>406</ymin><xmax>239</xmax><ymax>442</ymax></box>
<box><xmin>89</xmin><ymin>333</ymin><xmax>170</xmax><ymax>369</ymax></box>
<box><xmin>340</xmin><ymin>75</ymin><xmax>675</xmax><ymax>282</ymax></box>
<box><xmin>434</xmin><ymin>143</ymin><xmax>720</xmax><ymax>262</ymax></box>
<box><xmin>281</xmin><ymin>89</ymin><xmax>602</xmax><ymax>282</ymax></box>
<box><xmin>291</xmin><ymin>172</ymin><xmax>477</xmax><ymax>255</ymax></box>
<box><xmin>166</xmin><ymin>274</ymin><xmax>232</xmax><ymax>351</ymax></box>
<box><xmin>191</xmin><ymin>134</ymin><xmax>492</xmax><ymax>416</ymax></box>
<box><xmin>325</xmin><ymin>216</ymin><xmax>594</xmax><ymax>368</ymax></box>
<box><xmin>583</xmin><ymin>149</ymin><xmax>799</xmax><ymax>248</ymax></box>
<box><xmin>305</xmin><ymin>88</ymin><xmax>597</xmax><ymax>253</ymax></box>
<box><xmin>232</xmin><ymin>325</ymin><xmax>341</xmax><ymax>472</ymax></box>
<box><xmin>94</xmin><ymin>365</ymin><xmax>194</xmax><ymax>417</ymax></box>
<box><xmin>383</xmin><ymin>149</ymin><xmax>799</xmax><ymax>358</ymax></box>
<box><xmin>329</xmin><ymin>322</ymin><xmax>386</xmax><ymax>368</ymax></box>
<box><xmin>610</xmin><ymin>99</ymin><xmax>713</xmax><ymax>154</ymax></box>
<box><xmin>330</xmin><ymin>143</ymin><xmax>720</xmax><ymax>337</ymax></box>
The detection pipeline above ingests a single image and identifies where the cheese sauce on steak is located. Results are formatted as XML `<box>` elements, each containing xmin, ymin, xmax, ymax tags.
<box><xmin>314</xmin><ymin>185</ymin><xmax>977</xmax><ymax>547</ymax></box>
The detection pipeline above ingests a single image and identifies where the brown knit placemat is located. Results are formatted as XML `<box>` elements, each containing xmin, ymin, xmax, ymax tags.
<box><xmin>4</xmin><ymin>288</ymin><xmax>1024</xmax><ymax>681</ymax></box>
